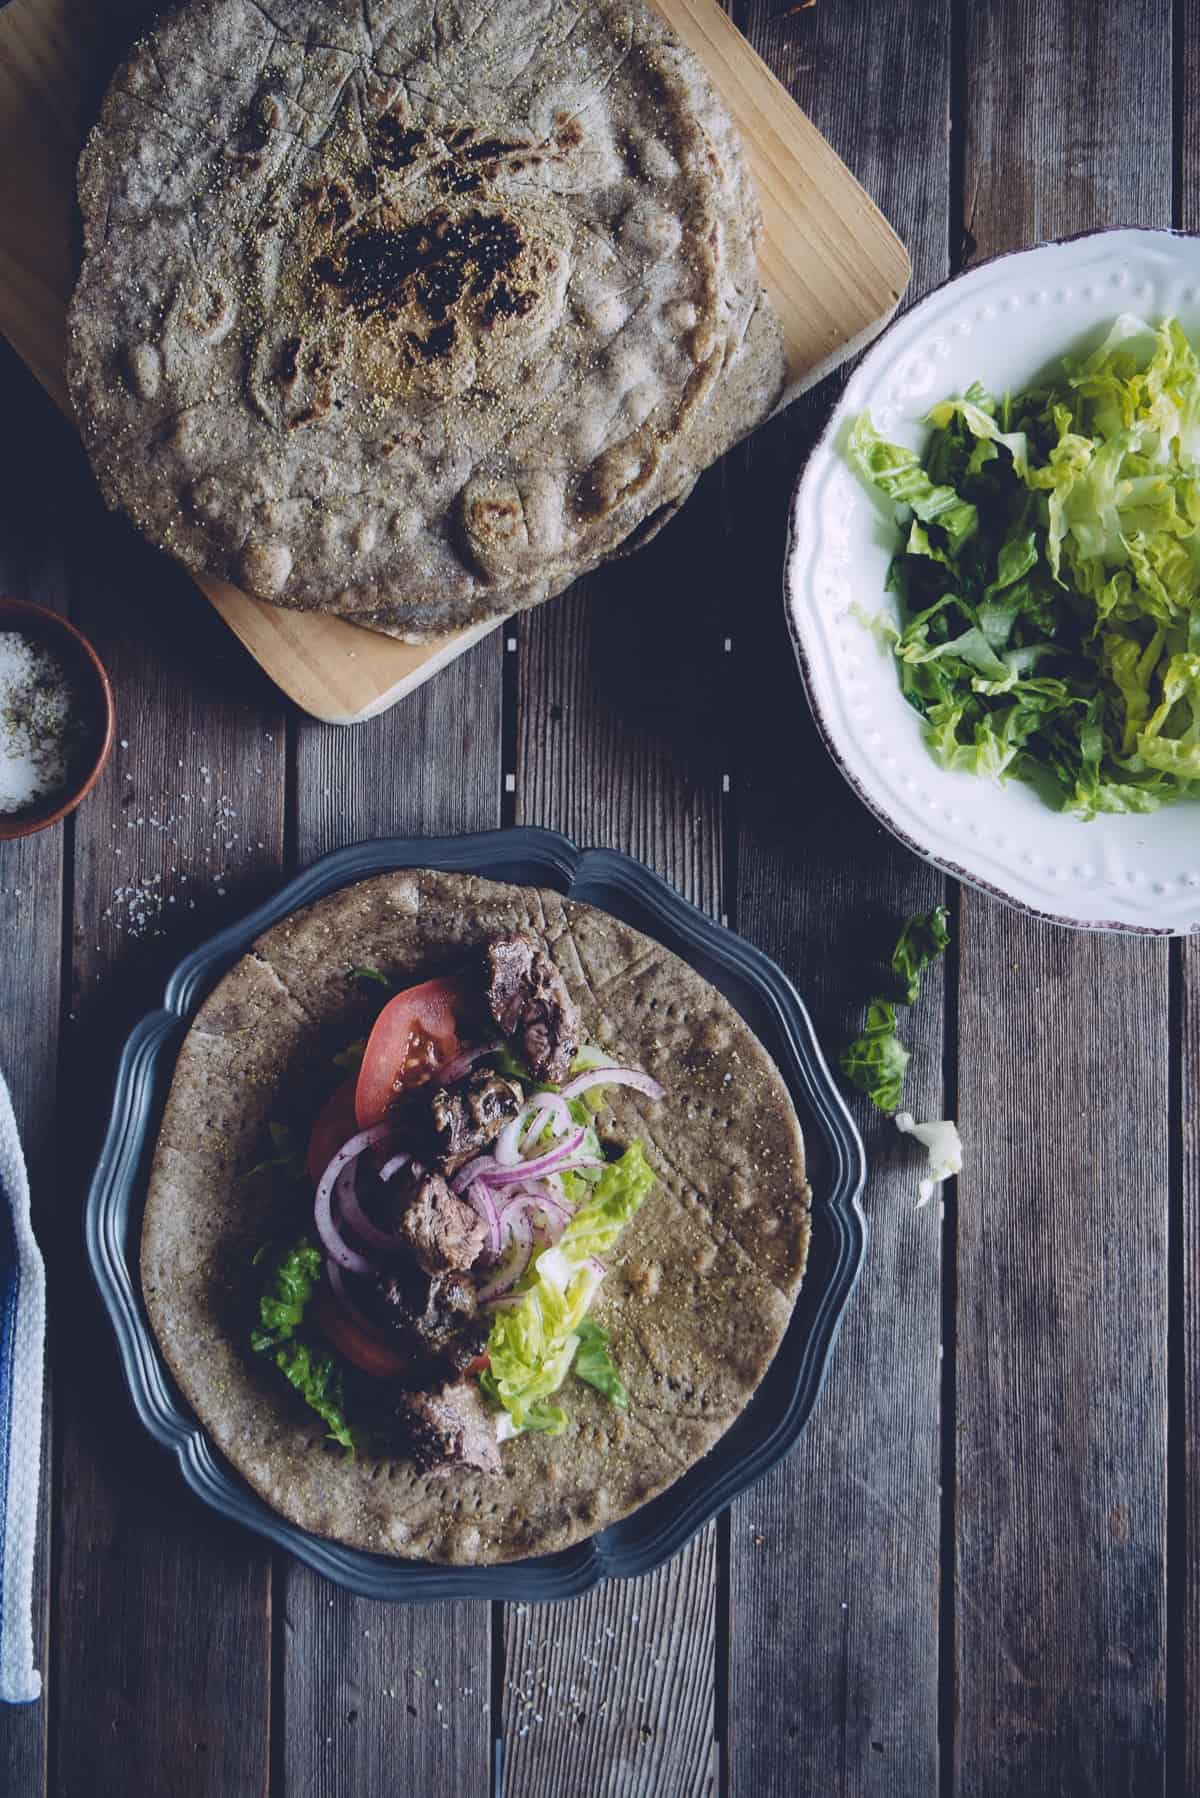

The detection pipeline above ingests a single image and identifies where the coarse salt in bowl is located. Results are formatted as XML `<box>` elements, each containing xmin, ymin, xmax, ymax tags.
<box><xmin>0</xmin><ymin>598</ymin><xmax>114</xmax><ymax>840</ymax></box>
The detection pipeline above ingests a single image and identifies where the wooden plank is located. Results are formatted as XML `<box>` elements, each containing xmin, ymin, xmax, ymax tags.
<box><xmin>502</xmin><ymin>1532</ymin><xmax>716</xmax><ymax>1796</ymax></box>
<box><xmin>278</xmin><ymin>638</ymin><xmax>504</xmax><ymax>1798</ymax></box>
<box><xmin>43</xmin><ymin>354</ymin><xmax>283</xmax><ymax>1796</ymax></box>
<box><xmin>649</xmin><ymin>0</ymin><xmax>909</xmax><ymax>398</ymax></box>
<box><xmin>1167</xmin><ymin>14</ymin><xmax>1200</xmax><ymax>1792</ymax></box>
<box><xmin>726</xmin><ymin>0</ymin><xmax>951</xmax><ymax>1791</ymax></box>
<box><xmin>0</xmin><ymin>344</ymin><xmax>67</xmax><ymax>1798</ymax></box>
<box><xmin>501</xmin><ymin>444</ymin><xmax>727</xmax><ymax>1792</ymax></box>
<box><xmin>956</xmin><ymin>4</ymin><xmax>1171</xmax><ymax>1793</ymax></box>
<box><xmin>0</xmin><ymin>0</ymin><xmax>906</xmax><ymax>725</ymax></box>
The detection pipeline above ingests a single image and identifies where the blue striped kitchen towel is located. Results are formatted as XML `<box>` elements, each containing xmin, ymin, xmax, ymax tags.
<box><xmin>0</xmin><ymin>1070</ymin><xmax>44</xmax><ymax>1703</ymax></box>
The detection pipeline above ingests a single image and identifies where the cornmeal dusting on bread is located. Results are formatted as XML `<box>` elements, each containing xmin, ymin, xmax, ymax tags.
<box><xmin>65</xmin><ymin>0</ymin><xmax>784</xmax><ymax>641</ymax></box>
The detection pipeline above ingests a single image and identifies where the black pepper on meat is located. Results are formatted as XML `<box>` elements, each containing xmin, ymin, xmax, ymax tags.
<box><xmin>484</xmin><ymin>931</ymin><xmax>580</xmax><ymax>1084</ymax></box>
<box><xmin>397</xmin><ymin>1171</ymin><xmax>487</xmax><ymax>1275</ymax></box>
<box><xmin>426</xmin><ymin>1067</ymin><xmax>522</xmax><ymax>1171</ymax></box>
<box><xmin>370</xmin><ymin>1263</ymin><xmax>481</xmax><ymax>1362</ymax></box>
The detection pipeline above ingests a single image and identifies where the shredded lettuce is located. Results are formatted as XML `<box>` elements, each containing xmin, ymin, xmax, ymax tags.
<box><xmin>482</xmin><ymin>1143</ymin><xmax>654</xmax><ymax>1436</ymax></box>
<box><xmin>268</xmin><ymin>1340</ymin><xmax>356</xmax><ymax>1452</ymax></box>
<box><xmin>251</xmin><ymin>1237</ymin><xmax>322</xmax><ymax>1348</ymax></box>
<box><xmin>849</xmin><ymin>318</ymin><xmax>1200</xmax><ymax>815</ymax></box>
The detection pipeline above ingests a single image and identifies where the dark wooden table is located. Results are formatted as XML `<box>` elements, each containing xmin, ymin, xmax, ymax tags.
<box><xmin>0</xmin><ymin>1</ymin><xmax>1192</xmax><ymax>1792</ymax></box>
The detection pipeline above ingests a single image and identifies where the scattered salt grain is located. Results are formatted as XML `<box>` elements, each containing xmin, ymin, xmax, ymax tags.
<box><xmin>0</xmin><ymin>631</ymin><xmax>84</xmax><ymax>813</ymax></box>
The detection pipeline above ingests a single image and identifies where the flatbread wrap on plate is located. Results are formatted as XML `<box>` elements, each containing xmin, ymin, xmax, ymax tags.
<box><xmin>141</xmin><ymin>870</ymin><xmax>811</xmax><ymax>1563</ymax></box>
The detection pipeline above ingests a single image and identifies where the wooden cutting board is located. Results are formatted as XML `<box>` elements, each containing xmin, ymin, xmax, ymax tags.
<box><xmin>0</xmin><ymin>0</ymin><xmax>909</xmax><ymax>724</ymax></box>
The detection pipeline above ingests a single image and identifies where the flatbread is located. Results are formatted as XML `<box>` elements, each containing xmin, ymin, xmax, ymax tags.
<box><xmin>67</xmin><ymin>0</ymin><xmax>785</xmax><ymax>640</ymax></box>
<box><xmin>141</xmin><ymin>871</ymin><xmax>811</xmax><ymax>1562</ymax></box>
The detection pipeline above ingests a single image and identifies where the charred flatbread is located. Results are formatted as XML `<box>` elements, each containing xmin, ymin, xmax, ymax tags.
<box><xmin>67</xmin><ymin>0</ymin><xmax>785</xmax><ymax>639</ymax></box>
<box><xmin>141</xmin><ymin>871</ymin><xmax>810</xmax><ymax>1562</ymax></box>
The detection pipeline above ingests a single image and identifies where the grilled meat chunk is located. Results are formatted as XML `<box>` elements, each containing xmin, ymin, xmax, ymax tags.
<box><xmin>395</xmin><ymin>1377</ymin><xmax>500</xmax><ymax>1475</ymax></box>
<box><xmin>399</xmin><ymin>1171</ymin><xmax>487</xmax><ymax>1275</ymax></box>
<box><xmin>428</xmin><ymin>1069</ymin><xmax>522</xmax><ymax>1171</ymax></box>
<box><xmin>373</xmin><ymin>1265</ymin><xmax>479</xmax><ymax>1358</ymax></box>
<box><xmin>484</xmin><ymin>931</ymin><xmax>581</xmax><ymax>1084</ymax></box>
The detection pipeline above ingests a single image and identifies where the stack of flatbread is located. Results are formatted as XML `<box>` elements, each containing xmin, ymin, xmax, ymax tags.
<box><xmin>66</xmin><ymin>0</ymin><xmax>784</xmax><ymax>640</ymax></box>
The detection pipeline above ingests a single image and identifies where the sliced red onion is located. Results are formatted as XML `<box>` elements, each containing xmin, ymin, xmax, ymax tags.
<box><xmin>437</xmin><ymin>1039</ymin><xmax>502</xmax><ymax>1085</ymax></box>
<box><xmin>559</xmin><ymin>1066</ymin><xmax>665</xmax><ymax>1104</ymax></box>
<box><xmin>497</xmin><ymin>1123</ymin><xmax>583</xmax><ymax>1178</ymax></box>
<box><xmin>461</xmin><ymin>1180</ymin><xmax>502</xmax><ymax>1260</ymax></box>
<box><xmin>482</xmin><ymin>1291</ymin><xmax>525</xmax><ymax>1311</ymax></box>
<box><xmin>335</xmin><ymin>1161</ymin><xmax>404</xmax><ymax>1253</ymax></box>
<box><xmin>495</xmin><ymin>1091</ymin><xmax>572</xmax><ymax>1168</ymax></box>
<box><xmin>314</xmin><ymin>1123</ymin><xmax>395</xmax><ymax>1274</ymax></box>
<box><xmin>487</xmin><ymin>1153</ymin><xmax>604</xmax><ymax>1189</ymax></box>
<box><xmin>457</xmin><ymin>1149</ymin><xmax>604</xmax><ymax>1192</ymax></box>
<box><xmin>498</xmin><ymin>1187</ymin><xmax>569</xmax><ymax>1252</ymax></box>
<box><xmin>478</xmin><ymin>1208</ymin><xmax>535</xmax><ymax>1301</ymax></box>
<box><xmin>520</xmin><ymin>1091</ymin><xmax>573</xmax><ymax>1149</ymax></box>
<box><xmin>499</xmin><ymin>1186</ymin><xmax>571</xmax><ymax>1226</ymax></box>
<box><xmin>377</xmin><ymin>1151</ymin><xmax>410</xmax><ymax>1183</ymax></box>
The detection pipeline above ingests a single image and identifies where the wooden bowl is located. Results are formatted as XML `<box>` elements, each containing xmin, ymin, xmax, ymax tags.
<box><xmin>0</xmin><ymin>597</ymin><xmax>114</xmax><ymax>840</ymax></box>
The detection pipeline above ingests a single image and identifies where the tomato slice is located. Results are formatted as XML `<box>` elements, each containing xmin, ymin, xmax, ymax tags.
<box><xmin>312</xmin><ymin>1287</ymin><xmax>409</xmax><ymax>1380</ymax></box>
<box><xmin>306</xmin><ymin>1075</ymin><xmax>359</xmax><ymax>1187</ymax></box>
<box><xmin>354</xmin><ymin>974</ymin><xmax>468</xmax><ymax>1129</ymax></box>
<box><xmin>463</xmin><ymin>1353</ymin><xmax>490</xmax><ymax>1377</ymax></box>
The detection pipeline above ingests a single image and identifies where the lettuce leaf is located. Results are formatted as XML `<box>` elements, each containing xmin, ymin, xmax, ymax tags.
<box><xmin>251</xmin><ymin>1237</ymin><xmax>322</xmax><ymax>1349</ymax></box>
<box><xmin>848</xmin><ymin>315</ymin><xmax>1200</xmax><ymax>815</ymax></box>
<box><xmin>849</xmin><ymin>413</ymin><xmax>978</xmax><ymax>551</ymax></box>
<box><xmin>555</xmin><ymin>1142</ymin><xmax>657</xmax><ymax>1260</ymax></box>
<box><xmin>267</xmin><ymin>1340</ymin><xmax>355</xmax><ymax>1453</ymax></box>
<box><xmin>891</xmin><ymin>905</ymin><xmax>951</xmax><ymax>1005</ymax></box>
<box><xmin>573</xmin><ymin>1318</ymin><xmax>629</xmax><ymax>1409</ymax></box>
<box><xmin>251</xmin><ymin>1236</ymin><xmax>355</xmax><ymax>1452</ymax></box>
<box><xmin>840</xmin><ymin>999</ymin><xmax>909</xmax><ymax>1112</ymax></box>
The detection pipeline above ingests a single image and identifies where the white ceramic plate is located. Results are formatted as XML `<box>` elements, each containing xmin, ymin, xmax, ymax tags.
<box><xmin>786</xmin><ymin>227</ymin><xmax>1200</xmax><ymax>934</ymax></box>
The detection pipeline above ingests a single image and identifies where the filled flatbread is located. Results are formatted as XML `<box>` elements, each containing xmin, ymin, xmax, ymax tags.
<box><xmin>141</xmin><ymin>870</ymin><xmax>810</xmax><ymax>1562</ymax></box>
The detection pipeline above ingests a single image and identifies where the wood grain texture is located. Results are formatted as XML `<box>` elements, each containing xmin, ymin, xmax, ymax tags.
<box><xmin>1169</xmin><ymin>14</ymin><xmax>1200</xmax><ymax>1792</ymax></box>
<box><xmin>0</xmin><ymin>0</ymin><xmax>906</xmax><ymax>725</ymax></box>
<box><xmin>0</xmin><ymin>351</ymin><xmax>68</xmax><ymax>1798</ymax></box>
<box><xmin>502</xmin><ymin>1532</ymin><xmax>716</xmax><ymax>1797</ymax></box>
<box><xmin>278</xmin><ymin>641</ymin><xmax>504</xmax><ymax>1798</ymax></box>
<box><xmin>957</xmin><ymin>4</ymin><xmax>1171</xmax><ymax>1793</ymax></box>
<box><xmin>36</xmin><ymin>351</ymin><xmax>283</xmax><ymax>1798</ymax></box>
<box><xmin>726</xmin><ymin>0</ymin><xmax>951</xmax><ymax>1792</ymax></box>
<box><xmin>502</xmin><ymin>429</ymin><xmax>733</xmax><ymax>1795</ymax></box>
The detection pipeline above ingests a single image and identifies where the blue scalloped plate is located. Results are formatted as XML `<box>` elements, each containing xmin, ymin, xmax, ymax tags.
<box><xmin>85</xmin><ymin>830</ymin><xmax>867</xmax><ymax>1600</ymax></box>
